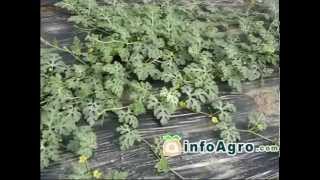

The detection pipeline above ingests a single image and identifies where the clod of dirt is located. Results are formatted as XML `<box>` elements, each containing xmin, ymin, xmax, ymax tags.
<box><xmin>245</xmin><ymin>87</ymin><xmax>279</xmax><ymax>115</ymax></box>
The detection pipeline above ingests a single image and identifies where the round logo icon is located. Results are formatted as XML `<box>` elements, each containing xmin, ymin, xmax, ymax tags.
<box><xmin>163</xmin><ymin>140</ymin><xmax>182</xmax><ymax>157</ymax></box>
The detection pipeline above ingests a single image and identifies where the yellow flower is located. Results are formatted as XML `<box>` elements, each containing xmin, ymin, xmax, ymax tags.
<box><xmin>78</xmin><ymin>155</ymin><xmax>88</xmax><ymax>164</ymax></box>
<box><xmin>179</xmin><ymin>101</ymin><xmax>187</xmax><ymax>108</ymax></box>
<box><xmin>93</xmin><ymin>169</ymin><xmax>103</xmax><ymax>179</ymax></box>
<box><xmin>211</xmin><ymin>117</ymin><xmax>219</xmax><ymax>124</ymax></box>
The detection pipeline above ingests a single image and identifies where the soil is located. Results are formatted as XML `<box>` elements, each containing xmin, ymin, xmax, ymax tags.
<box><xmin>245</xmin><ymin>86</ymin><xmax>279</xmax><ymax>115</ymax></box>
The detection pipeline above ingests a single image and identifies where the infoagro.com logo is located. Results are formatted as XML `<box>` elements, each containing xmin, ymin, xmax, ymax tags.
<box><xmin>161</xmin><ymin>134</ymin><xmax>279</xmax><ymax>157</ymax></box>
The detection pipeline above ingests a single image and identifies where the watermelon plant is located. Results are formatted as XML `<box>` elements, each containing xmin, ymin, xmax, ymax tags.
<box><xmin>40</xmin><ymin>0</ymin><xmax>279</xmax><ymax>177</ymax></box>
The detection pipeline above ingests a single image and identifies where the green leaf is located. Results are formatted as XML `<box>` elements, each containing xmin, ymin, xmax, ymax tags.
<box><xmin>212</xmin><ymin>101</ymin><xmax>236</xmax><ymax>122</ymax></box>
<box><xmin>129</xmin><ymin>81</ymin><xmax>152</xmax><ymax>101</ymax></box>
<box><xmin>105</xmin><ymin>77</ymin><xmax>125</xmax><ymax>97</ymax></box>
<box><xmin>192</xmin><ymin>88</ymin><xmax>208</xmax><ymax>103</ymax></box>
<box><xmin>248</xmin><ymin>111</ymin><xmax>267</xmax><ymax>132</ymax></box>
<box><xmin>83</xmin><ymin>100</ymin><xmax>102</xmax><ymax>126</ymax></box>
<box><xmin>106</xmin><ymin>170</ymin><xmax>129</xmax><ymax>180</ymax></box>
<box><xmin>70</xmin><ymin>36</ymin><xmax>82</xmax><ymax>55</ymax></box>
<box><xmin>117</xmin><ymin>124</ymin><xmax>142</xmax><ymax>150</ymax></box>
<box><xmin>67</xmin><ymin>126</ymin><xmax>97</xmax><ymax>157</ymax></box>
<box><xmin>117</xmin><ymin>110</ymin><xmax>139</xmax><ymax>128</ymax></box>
<box><xmin>181</xmin><ymin>85</ymin><xmax>193</xmax><ymax>96</ymax></box>
<box><xmin>103</xmin><ymin>62</ymin><xmax>125</xmax><ymax>76</ymax></box>
<box><xmin>41</xmin><ymin>49</ymin><xmax>67</xmax><ymax>73</ymax></box>
<box><xmin>41</xmin><ymin>130</ymin><xmax>61</xmax><ymax>169</ymax></box>
<box><xmin>129</xmin><ymin>99</ymin><xmax>146</xmax><ymax>116</ymax></box>
<box><xmin>186</xmin><ymin>97</ymin><xmax>201</xmax><ymax>112</ymax></box>
<box><xmin>118</xmin><ymin>47</ymin><xmax>130</xmax><ymax>62</ymax></box>
<box><xmin>217</xmin><ymin>122</ymin><xmax>240</xmax><ymax>143</ymax></box>
<box><xmin>147</xmin><ymin>95</ymin><xmax>160</xmax><ymax>110</ymax></box>
<box><xmin>159</xmin><ymin>87</ymin><xmax>181</xmax><ymax>107</ymax></box>
<box><xmin>154</xmin><ymin>105</ymin><xmax>170</xmax><ymax>125</ymax></box>
<box><xmin>133</xmin><ymin>60</ymin><xmax>160</xmax><ymax>80</ymax></box>
<box><xmin>155</xmin><ymin>155</ymin><xmax>169</xmax><ymax>173</ymax></box>
<box><xmin>68</xmin><ymin>163</ymin><xmax>92</xmax><ymax>179</ymax></box>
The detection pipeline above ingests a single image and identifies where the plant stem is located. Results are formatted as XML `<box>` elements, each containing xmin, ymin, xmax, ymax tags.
<box><xmin>91</xmin><ymin>38</ymin><xmax>135</xmax><ymax>45</ymax></box>
<box><xmin>141</xmin><ymin>138</ymin><xmax>185</xmax><ymax>180</ymax></box>
<box><xmin>84</xmin><ymin>161</ymin><xmax>94</xmax><ymax>179</ymax></box>
<box><xmin>40</xmin><ymin>100</ymin><xmax>48</xmax><ymax>105</ymax></box>
<box><xmin>66</xmin><ymin>97</ymin><xmax>81</xmax><ymax>100</ymax></box>
<box><xmin>74</xmin><ymin>25</ymin><xmax>95</xmax><ymax>32</ymax></box>
<box><xmin>41</xmin><ymin>97</ymin><xmax>80</xmax><ymax>105</ymax></box>
<box><xmin>238</xmin><ymin>129</ymin><xmax>275</xmax><ymax>143</ymax></box>
<box><xmin>97</xmin><ymin>106</ymin><xmax>129</xmax><ymax>117</ymax></box>
<box><xmin>150</xmin><ymin>59</ymin><xmax>163</xmax><ymax>64</ymax></box>
<box><xmin>184</xmin><ymin>108</ymin><xmax>220</xmax><ymax>118</ymax></box>
<box><xmin>40</xmin><ymin>37</ymin><xmax>86</xmax><ymax>64</ymax></box>
<box><xmin>197</xmin><ymin>111</ymin><xmax>212</xmax><ymax>117</ymax></box>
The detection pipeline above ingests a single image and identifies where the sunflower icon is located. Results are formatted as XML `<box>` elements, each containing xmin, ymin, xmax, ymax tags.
<box><xmin>162</xmin><ymin>134</ymin><xmax>182</xmax><ymax>157</ymax></box>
